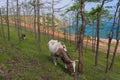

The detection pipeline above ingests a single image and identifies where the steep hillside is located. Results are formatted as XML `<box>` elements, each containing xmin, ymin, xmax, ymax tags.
<box><xmin>0</xmin><ymin>25</ymin><xmax>120</xmax><ymax>80</ymax></box>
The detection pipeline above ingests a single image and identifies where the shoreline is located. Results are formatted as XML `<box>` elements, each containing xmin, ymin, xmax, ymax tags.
<box><xmin>10</xmin><ymin>21</ymin><xmax>120</xmax><ymax>54</ymax></box>
<box><xmin>99</xmin><ymin>38</ymin><xmax>119</xmax><ymax>44</ymax></box>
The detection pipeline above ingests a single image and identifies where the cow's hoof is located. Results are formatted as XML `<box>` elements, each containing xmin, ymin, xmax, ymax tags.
<box><xmin>71</xmin><ymin>72</ymin><xmax>76</xmax><ymax>76</ymax></box>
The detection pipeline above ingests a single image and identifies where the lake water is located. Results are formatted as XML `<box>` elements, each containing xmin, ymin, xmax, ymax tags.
<box><xmin>65</xmin><ymin>22</ymin><xmax>120</xmax><ymax>39</ymax></box>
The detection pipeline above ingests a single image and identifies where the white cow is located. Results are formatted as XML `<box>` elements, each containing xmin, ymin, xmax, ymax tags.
<box><xmin>48</xmin><ymin>39</ymin><xmax>67</xmax><ymax>66</ymax></box>
<box><xmin>48</xmin><ymin>39</ymin><xmax>76</xmax><ymax>75</ymax></box>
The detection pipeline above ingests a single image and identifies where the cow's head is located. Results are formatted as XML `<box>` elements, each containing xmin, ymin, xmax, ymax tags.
<box><xmin>66</xmin><ymin>60</ymin><xmax>76</xmax><ymax>76</ymax></box>
<box><xmin>59</xmin><ymin>42</ymin><xmax>67</xmax><ymax>52</ymax></box>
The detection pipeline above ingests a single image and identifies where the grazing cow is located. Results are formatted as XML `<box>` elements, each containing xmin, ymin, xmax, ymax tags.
<box><xmin>48</xmin><ymin>39</ymin><xmax>76</xmax><ymax>75</ymax></box>
<box><xmin>48</xmin><ymin>40</ymin><xmax>67</xmax><ymax>65</ymax></box>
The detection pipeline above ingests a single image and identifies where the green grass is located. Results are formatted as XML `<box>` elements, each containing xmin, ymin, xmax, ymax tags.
<box><xmin>0</xmin><ymin>25</ymin><xmax>120</xmax><ymax>80</ymax></box>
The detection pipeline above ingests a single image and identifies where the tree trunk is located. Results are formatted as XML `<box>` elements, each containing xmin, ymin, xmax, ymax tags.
<box><xmin>75</xmin><ymin>12</ymin><xmax>79</xmax><ymax>51</ymax></box>
<box><xmin>7</xmin><ymin>0</ymin><xmax>10</xmax><ymax>41</ymax></box>
<box><xmin>37</xmin><ymin>0</ymin><xmax>41</xmax><ymax>51</ymax></box>
<box><xmin>57</xmin><ymin>30</ymin><xmax>60</xmax><ymax>40</ymax></box>
<box><xmin>23</xmin><ymin>10</ymin><xmax>26</xmax><ymax>32</ymax></box>
<box><xmin>17</xmin><ymin>0</ymin><xmax>20</xmax><ymax>41</ymax></box>
<box><xmin>19</xmin><ymin>12</ymin><xmax>22</xmax><ymax>35</ymax></box>
<box><xmin>64</xmin><ymin>26</ymin><xmax>66</xmax><ymax>42</ymax></box>
<box><xmin>48</xmin><ymin>27</ymin><xmax>49</xmax><ymax>40</ymax></box>
<box><xmin>66</xmin><ymin>31</ymin><xmax>68</xmax><ymax>42</ymax></box>
<box><xmin>105</xmin><ymin>2</ymin><xmax>119</xmax><ymax>73</ymax></box>
<box><xmin>95</xmin><ymin>12</ymin><xmax>100</xmax><ymax>66</ymax></box>
<box><xmin>34</xmin><ymin>0</ymin><xmax>37</xmax><ymax>38</ymax></box>
<box><xmin>109</xmin><ymin>8</ymin><xmax>120</xmax><ymax>71</ymax></box>
<box><xmin>14</xmin><ymin>10</ymin><xmax>17</xmax><ymax>28</ymax></box>
<box><xmin>52</xmin><ymin>0</ymin><xmax>55</xmax><ymax>39</ymax></box>
<box><xmin>109</xmin><ymin>39</ymin><xmax>119</xmax><ymax>71</ymax></box>
<box><xmin>92</xmin><ymin>20</ymin><xmax>95</xmax><ymax>52</ymax></box>
<box><xmin>105</xmin><ymin>37</ymin><xmax>112</xmax><ymax>73</ymax></box>
<box><xmin>0</xmin><ymin>9</ymin><xmax>5</xmax><ymax>39</ymax></box>
<box><xmin>78</xmin><ymin>0</ymin><xmax>85</xmax><ymax>74</ymax></box>
<box><xmin>95</xmin><ymin>0</ymin><xmax>105</xmax><ymax>67</ymax></box>
<box><xmin>85</xmin><ymin>36</ymin><xmax>89</xmax><ymax>52</ymax></box>
<box><xmin>69</xmin><ymin>17</ymin><xmax>71</xmax><ymax>46</ymax></box>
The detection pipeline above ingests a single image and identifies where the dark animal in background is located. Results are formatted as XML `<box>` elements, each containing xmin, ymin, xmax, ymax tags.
<box><xmin>20</xmin><ymin>34</ymin><xmax>26</xmax><ymax>40</ymax></box>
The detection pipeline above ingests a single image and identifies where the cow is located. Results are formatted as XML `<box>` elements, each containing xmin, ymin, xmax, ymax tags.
<box><xmin>48</xmin><ymin>39</ymin><xmax>76</xmax><ymax>75</ymax></box>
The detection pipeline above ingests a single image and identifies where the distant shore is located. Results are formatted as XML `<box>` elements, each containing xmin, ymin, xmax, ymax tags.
<box><xmin>10</xmin><ymin>21</ymin><xmax>120</xmax><ymax>54</ymax></box>
<box><xmin>99</xmin><ymin>38</ymin><xmax>119</xmax><ymax>44</ymax></box>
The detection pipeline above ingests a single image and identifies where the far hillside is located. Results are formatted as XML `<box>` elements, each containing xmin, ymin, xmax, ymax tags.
<box><xmin>6</xmin><ymin>15</ymin><xmax>70</xmax><ymax>30</ymax></box>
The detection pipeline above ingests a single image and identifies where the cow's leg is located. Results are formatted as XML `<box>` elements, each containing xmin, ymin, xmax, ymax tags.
<box><xmin>65</xmin><ymin>64</ymin><xmax>67</xmax><ymax>69</ymax></box>
<box><xmin>72</xmin><ymin>61</ymin><xmax>76</xmax><ymax>72</ymax></box>
<box><xmin>51</xmin><ymin>55</ymin><xmax>57</xmax><ymax>66</ymax></box>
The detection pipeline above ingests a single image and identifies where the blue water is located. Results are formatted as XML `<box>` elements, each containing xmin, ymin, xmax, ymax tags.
<box><xmin>65</xmin><ymin>22</ymin><xmax>120</xmax><ymax>39</ymax></box>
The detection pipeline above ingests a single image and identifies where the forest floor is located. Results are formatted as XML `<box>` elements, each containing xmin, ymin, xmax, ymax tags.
<box><xmin>0</xmin><ymin>24</ymin><xmax>120</xmax><ymax>80</ymax></box>
<box><xmin>17</xmin><ymin>22</ymin><xmax>120</xmax><ymax>54</ymax></box>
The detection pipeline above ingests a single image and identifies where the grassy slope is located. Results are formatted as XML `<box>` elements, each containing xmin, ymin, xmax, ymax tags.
<box><xmin>0</xmin><ymin>25</ymin><xmax>120</xmax><ymax>80</ymax></box>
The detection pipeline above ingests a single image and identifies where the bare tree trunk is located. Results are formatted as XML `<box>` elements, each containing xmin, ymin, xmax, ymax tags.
<box><xmin>0</xmin><ymin>9</ymin><xmax>5</xmax><ymax>39</ymax></box>
<box><xmin>23</xmin><ymin>10</ymin><xmax>26</xmax><ymax>32</ymax></box>
<box><xmin>0</xmin><ymin>10</ymin><xmax>2</xmax><ymax>37</ymax></box>
<box><xmin>52</xmin><ymin>0</ymin><xmax>55</xmax><ymax>39</ymax></box>
<box><xmin>109</xmin><ymin>8</ymin><xmax>120</xmax><ymax>71</ymax></box>
<box><xmin>33</xmin><ymin>0</ymin><xmax>37</xmax><ymax>39</ymax></box>
<box><xmin>48</xmin><ymin>27</ymin><xmax>49</xmax><ymax>40</ymax></box>
<box><xmin>95</xmin><ymin>12</ymin><xmax>100</xmax><ymax>66</ymax></box>
<box><xmin>11</xmin><ymin>1</ymin><xmax>17</xmax><ymax>29</ymax></box>
<box><xmin>75</xmin><ymin>12</ymin><xmax>79</xmax><ymax>51</ymax></box>
<box><xmin>19</xmin><ymin>12</ymin><xmax>22</xmax><ymax>35</ymax></box>
<box><xmin>92</xmin><ymin>20</ymin><xmax>95</xmax><ymax>52</ymax></box>
<box><xmin>69</xmin><ymin>17</ymin><xmax>71</xmax><ymax>46</ymax></box>
<box><xmin>57</xmin><ymin>30</ymin><xmax>60</xmax><ymax>40</ymax></box>
<box><xmin>17</xmin><ymin>0</ymin><xmax>20</xmax><ymax>41</ymax></box>
<box><xmin>95</xmin><ymin>0</ymin><xmax>105</xmax><ymax>67</ymax></box>
<box><xmin>105</xmin><ymin>2</ymin><xmax>119</xmax><ymax>73</ymax></box>
<box><xmin>7</xmin><ymin>0</ymin><xmax>10</xmax><ymax>41</ymax></box>
<box><xmin>46</xmin><ymin>14</ymin><xmax>50</xmax><ymax>40</ymax></box>
<box><xmin>43</xmin><ymin>16</ymin><xmax>45</xmax><ymax>35</ymax></box>
<box><xmin>44</xmin><ymin>16</ymin><xmax>47</xmax><ymax>36</ymax></box>
<box><xmin>66</xmin><ymin>30</ymin><xmax>69</xmax><ymax>41</ymax></box>
<box><xmin>85</xmin><ymin>36</ymin><xmax>89</xmax><ymax>52</ymax></box>
<box><xmin>64</xmin><ymin>26</ymin><xmax>66</xmax><ymax>42</ymax></box>
<box><xmin>109</xmin><ymin>40</ymin><xmax>119</xmax><ymax>70</ymax></box>
<box><xmin>14</xmin><ymin>10</ymin><xmax>17</xmax><ymax>28</ymax></box>
<box><xmin>105</xmin><ymin>36</ymin><xmax>112</xmax><ymax>72</ymax></box>
<box><xmin>37</xmin><ymin>0</ymin><xmax>41</xmax><ymax>51</ymax></box>
<box><xmin>78</xmin><ymin>0</ymin><xmax>85</xmax><ymax>74</ymax></box>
